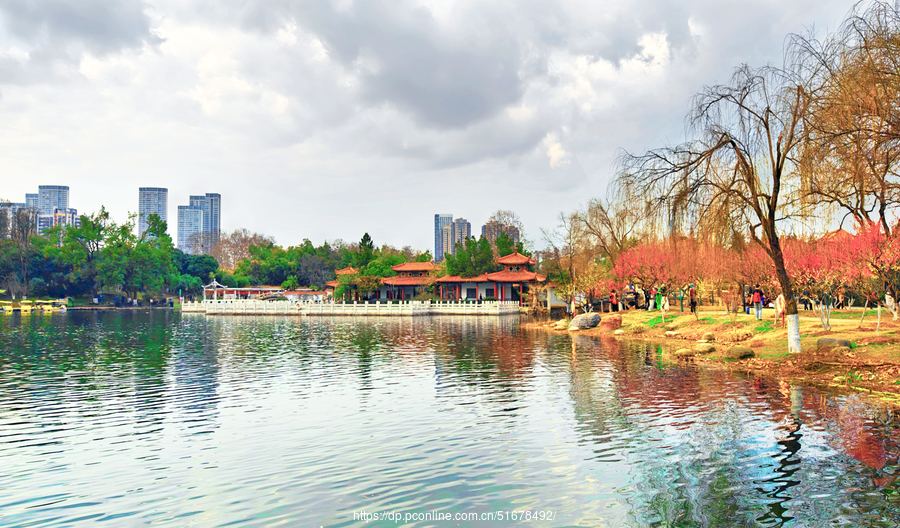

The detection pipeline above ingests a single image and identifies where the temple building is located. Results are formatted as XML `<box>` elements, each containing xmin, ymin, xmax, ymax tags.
<box><xmin>435</xmin><ymin>251</ymin><xmax>545</xmax><ymax>305</ymax></box>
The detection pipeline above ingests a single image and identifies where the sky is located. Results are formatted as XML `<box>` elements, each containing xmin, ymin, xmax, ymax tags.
<box><xmin>0</xmin><ymin>0</ymin><xmax>856</xmax><ymax>252</ymax></box>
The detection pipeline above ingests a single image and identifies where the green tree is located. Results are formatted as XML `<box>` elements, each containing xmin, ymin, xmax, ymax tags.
<box><xmin>281</xmin><ymin>275</ymin><xmax>299</xmax><ymax>290</ymax></box>
<box><xmin>56</xmin><ymin>207</ymin><xmax>110</xmax><ymax>296</ymax></box>
<box><xmin>356</xmin><ymin>233</ymin><xmax>375</xmax><ymax>269</ymax></box>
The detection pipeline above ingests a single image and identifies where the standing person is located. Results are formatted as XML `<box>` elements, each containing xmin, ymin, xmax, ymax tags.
<box><xmin>655</xmin><ymin>287</ymin><xmax>663</xmax><ymax>314</ymax></box>
<box><xmin>752</xmin><ymin>284</ymin><xmax>764</xmax><ymax>320</ymax></box>
<box><xmin>648</xmin><ymin>286</ymin><xmax>656</xmax><ymax>310</ymax></box>
<box><xmin>609</xmin><ymin>290</ymin><xmax>618</xmax><ymax>312</ymax></box>
<box><xmin>689</xmin><ymin>284</ymin><xmax>697</xmax><ymax>314</ymax></box>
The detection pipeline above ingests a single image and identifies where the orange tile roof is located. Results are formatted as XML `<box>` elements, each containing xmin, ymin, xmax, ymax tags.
<box><xmin>325</xmin><ymin>280</ymin><xmax>338</xmax><ymax>288</ymax></box>
<box><xmin>285</xmin><ymin>290</ymin><xmax>326</xmax><ymax>296</ymax></box>
<box><xmin>335</xmin><ymin>266</ymin><xmax>359</xmax><ymax>275</ymax></box>
<box><xmin>391</xmin><ymin>262</ymin><xmax>436</xmax><ymax>272</ymax></box>
<box><xmin>496</xmin><ymin>251</ymin><xmax>535</xmax><ymax>265</ymax></box>
<box><xmin>435</xmin><ymin>274</ymin><xmax>490</xmax><ymax>283</ymax></box>
<box><xmin>381</xmin><ymin>276</ymin><xmax>434</xmax><ymax>286</ymax></box>
<box><xmin>484</xmin><ymin>270</ymin><xmax>546</xmax><ymax>283</ymax></box>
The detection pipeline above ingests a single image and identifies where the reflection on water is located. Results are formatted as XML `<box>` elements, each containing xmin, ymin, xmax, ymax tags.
<box><xmin>1</xmin><ymin>312</ymin><xmax>900</xmax><ymax>526</ymax></box>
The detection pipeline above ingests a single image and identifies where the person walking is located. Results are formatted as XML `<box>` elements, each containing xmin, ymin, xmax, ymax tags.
<box><xmin>752</xmin><ymin>284</ymin><xmax>764</xmax><ymax>320</ymax></box>
<box><xmin>689</xmin><ymin>284</ymin><xmax>697</xmax><ymax>314</ymax></box>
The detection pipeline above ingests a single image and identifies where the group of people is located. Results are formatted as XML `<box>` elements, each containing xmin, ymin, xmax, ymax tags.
<box><xmin>607</xmin><ymin>284</ymin><xmax>676</xmax><ymax>312</ymax></box>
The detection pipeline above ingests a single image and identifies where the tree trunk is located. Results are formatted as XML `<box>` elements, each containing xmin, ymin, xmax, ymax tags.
<box><xmin>770</xmin><ymin>239</ymin><xmax>802</xmax><ymax>353</ymax></box>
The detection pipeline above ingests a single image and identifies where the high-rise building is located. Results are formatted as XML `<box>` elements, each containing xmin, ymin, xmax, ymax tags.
<box><xmin>177</xmin><ymin>205</ymin><xmax>204</xmax><ymax>253</ymax></box>
<box><xmin>138</xmin><ymin>187</ymin><xmax>168</xmax><ymax>237</ymax></box>
<box><xmin>37</xmin><ymin>185</ymin><xmax>69</xmax><ymax>216</ymax></box>
<box><xmin>453</xmin><ymin>218</ymin><xmax>471</xmax><ymax>251</ymax></box>
<box><xmin>25</xmin><ymin>194</ymin><xmax>38</xmax><ymax>209</ymax></box>
<box><xmin>442</xmin><ymin>224</ymin><xmax>454</xmax><ymax>258</ymax></box>
<box><xmin>189</xmin><ymin>193</ymin><xmax>221</xmax><ymax>248</ymax></box>
<box><xmin>434</xmin><ymin>213</ymin><xmax>453</xmax><ymax>262</ymax></box>
<box><xmin>481</xmin><ymin>221</ymin><xmax>520</xmax><ymax>245</ymax></box>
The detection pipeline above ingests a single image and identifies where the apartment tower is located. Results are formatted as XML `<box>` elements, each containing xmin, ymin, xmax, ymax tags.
<box><xmin>138</xmin><ymin>187</ymin><xmax>168</xmax><ymax>237</ymax></box>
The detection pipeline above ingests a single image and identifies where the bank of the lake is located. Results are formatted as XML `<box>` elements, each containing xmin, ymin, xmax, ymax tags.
<box><xmin>531</xmin><ymin>306</ymin><xmax>900</xmax><ymax>399</ymax></box>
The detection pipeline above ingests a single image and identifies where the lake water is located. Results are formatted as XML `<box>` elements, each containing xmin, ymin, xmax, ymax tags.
<box><xmin>2</xmin><ymin>311</ymin><xmax>900</xmax><ymax>527</ymax></box>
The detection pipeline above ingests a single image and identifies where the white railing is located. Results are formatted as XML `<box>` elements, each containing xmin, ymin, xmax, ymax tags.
<box><xmin>181</xmin><ymin>299</ymin><xmax>523</xmax><ymax>316</ymax></box>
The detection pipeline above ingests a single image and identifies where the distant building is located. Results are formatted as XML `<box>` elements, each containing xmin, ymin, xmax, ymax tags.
<box><xmin>38</xmin><ymin>185</ymin><xmax>69</xmax><ymax>216</ymax></box>
<box><xmin>138</xmin><ymin>187</ymin><xmax>168</xmax><ymax>237</ymax></box>
<box><xmin>481</xmin><ymin>221</ymin><xmax>519</xmax><ymax>245</ymax></box>
<box><xmin>189</xmin><ymin>193</ymin><xmax>221</xmax><ymax>249</ymax></box>
<box><xmin>434</xmin><ymin>213</ymin><xmax>453</xmax><ymax>262</ymax></box>
<box><xmin>442</xmin><ymin>224</ymin><xmax>454</xmax><ymax>257</ymax></box>
<box><xmin>53</xmin><ymin>208</ymin><xmax>79</xmax><ymax>229</ymax></box>
<box><xmin>177</xmin><ymin>205</ymin><xmax>204</xmax><ymax>253</ymax></box>
<box><xmin>453</xmin><ymin>217</ymin><xmax>471</xmax><ymax>251</ymax></box>
<box><xmin>25</xmin><ymin>193</ymin><xmax>38</xmax><ymax>209</ymax></box>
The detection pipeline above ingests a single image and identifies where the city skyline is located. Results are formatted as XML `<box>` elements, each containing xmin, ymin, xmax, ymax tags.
<box><xmin>0</xmin><ymin>1</ymin><xmax>853</xmax><ymax>250</ymax></box>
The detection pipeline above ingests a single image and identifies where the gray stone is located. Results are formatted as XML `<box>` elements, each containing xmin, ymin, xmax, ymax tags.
<box><xmin>694</xmin><ymin>343</ymin><xmax>716</xmax><ymax>354</ymax></box>
<box><xmin>726</xmin><ymin>347</ymin><xmax>754</xmax><ymax>359</ymax></box>
<box><xmin>568</xmin><ymin>313</ymin><xmax>602</xmax><ymax>330</ymax></box>
<box><xmin>702</xmin><ymin>332</ymin><xmax>715</xmax><ymax>342</ymax></box>
<box><xmin>817</xmin><ymin>337</ymin><xmax>852</xmax><ymax>348</ymax></box>
<box><xmin>665</xmin><ymin>331</ymin><xmax>679</xmax><ymax>337</ymax></box>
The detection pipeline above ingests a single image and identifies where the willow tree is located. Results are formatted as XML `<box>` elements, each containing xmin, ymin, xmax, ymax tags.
<box><xmin>794</xmin><ymin>1</ymin><xmax>900</xmax><ymax>233</ymax></box>
<box><xmin>617</xmin><ymin>63</ymin><xmax>816</xmax><ymax>353</ymax></box>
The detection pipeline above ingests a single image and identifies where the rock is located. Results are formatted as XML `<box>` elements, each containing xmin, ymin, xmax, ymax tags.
<box><xmin>733</xmin><ymin>329</ymin><xmax>753</xmax><ymax>341</ymax></box>
<box><xmin>614</xmin><ymin>329</ymin><xmax>625</xmax><ymax>335</ymax></box>
<box><xmin>726</xmin><ymin>346</ymin><xmax>754</xmax><ymax>359</ymax></box>
<box><xmin>664</xmin><ymin>324</ymin><xmax>678</xmax><ymax>331</ymax></box>
<box><xmin>598</xmin><ymin>314</ymin><xmax>623</xmax><ymax>331</ymax></box>
<box><xmin>568</xmin><ymin>313</ymin><xmax>602</xmax><ymax>330</ymax></box>
<box><xmin>554</xmin><ymin>320</ymin><xmax>569</xmax><ymax>330</ymax></box>
<box><xmin>694</xmin><ymin>343</ymin><xmax>716</xmax><ymax>354</ymax></box>
<box><xmin>834</xmin><ymin>346</ymin><xmax>851</xmax><ymax>354</ymax></box>
<box><xmin>665</xmin><ymin>331</ymin><xmax>679</xmax><ymax>337</ymax></box>
<box><xmin>817</xmin><ymin>337</ymin><xmax>852</xmax><ymax>348</ymax></box>
<box><xmin>674</xmin><ymin>348</ymin><xmax>694</xmax><ymax>357</ymax></box>
<box><xmin>702</xmin><ymin>332</ymin><xmax>715</xmax><ymax>342</ymax></box>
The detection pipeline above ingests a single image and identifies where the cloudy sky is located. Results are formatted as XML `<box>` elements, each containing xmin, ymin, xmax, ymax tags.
<box><xmin>0</xmin><ymin>0</ymin><xmax>854</xmax><ymax>251</ymax></box>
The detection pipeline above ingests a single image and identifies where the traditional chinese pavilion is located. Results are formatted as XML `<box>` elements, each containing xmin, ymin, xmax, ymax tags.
<box><xmin>435</xmin><ymin>251</ymin><xmax>545</xmax><ymax>305</ymax></box>
<box><xmin>379</xmin><ymin>262</ymin><xmax>436</xmax><ymax>300</ymax></box>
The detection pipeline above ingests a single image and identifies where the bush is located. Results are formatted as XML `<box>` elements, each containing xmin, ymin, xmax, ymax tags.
<box><xmin>29</xmin><ymin>278</ymin><xmax>48</xmax><ymax>298</ymax></box>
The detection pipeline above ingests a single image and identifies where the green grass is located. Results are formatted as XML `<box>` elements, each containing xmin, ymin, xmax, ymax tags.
<box><xmin>755</xmin><ymin>320</ymin><xmax>775</xmax><ymax>333</ymax></box>
<box><xmin>644</xmin><ymin>316</ymin><xmax>665</xmax><ymax>328</ymax></box>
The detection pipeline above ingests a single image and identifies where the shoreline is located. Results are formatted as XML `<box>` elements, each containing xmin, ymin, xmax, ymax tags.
<box><xmin>527</xmin><ymin>306</ymin><xmax>900</xmax><ymax>401</ymax></box>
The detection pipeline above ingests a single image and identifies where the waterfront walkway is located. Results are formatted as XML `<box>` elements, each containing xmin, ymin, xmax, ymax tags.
<box><xmin>182</xmin><ymin>299</ymin><xmax>523</xmax><ymax>316</ymax></box>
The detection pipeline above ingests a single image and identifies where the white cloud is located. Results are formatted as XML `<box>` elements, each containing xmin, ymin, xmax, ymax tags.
<box><xmin>0</xmin><ymin>0</ymin><xmax>854</xmax><ymax>250</ymax></box>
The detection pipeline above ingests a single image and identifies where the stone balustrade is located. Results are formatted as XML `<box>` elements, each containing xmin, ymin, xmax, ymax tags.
<box><xmin>181</xmin><ymin>299</ymin><xmax>522</xmax><ymax>316</ymax></box>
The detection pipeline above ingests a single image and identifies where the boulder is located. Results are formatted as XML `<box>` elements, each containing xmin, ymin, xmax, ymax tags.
<box><xmin>817</xmin><ymin>337</ymin><xmax>852</xmax><ymax>349</ymax></box>
<box><xmin>702</xmin><ymin>332</ymin><xmax>715</xmax><ymax>342</ymax></box>
<box><xmin>665</xmin><ymin>331</ymin><xmax>680</xmax><ymax>338</ymax></box>
<box><xmin>834</xmin><ymin>346</ymin><xmax>851</xmax><ymax>355</ymax></box>
<box><xmin>598</xmin><ymin>314</ymin><xmax>623</xmax><ymax>331</ymax></box>
<box><xmin>554</xmin><ymin>320</ymin><xmax>569</xmax><ymax>330</ymax></box>
<box><xmin>613</xmin><ymin>329</ymin><xmax>625</xmax><ymax>335</ymax></box>
<box><xmin>664</xmin><ymin>324</ymin><xmax>678</xmax><ymax>331</ymax></box>
<box><xmin>674</xmin><ymin>348</ymin><xmax>694</xmax><ymax>358</ymax></box>
<box><xmin>726</xmin><ymin>347</ymin><xmax>754</xmax><ymax>359</ymax></box>
<box><xmin>568</xmin><ymin>313</ymin><xmax>602</xmax><ymax>330</ymax></box>
<box><xmin>694</xmin><ymin>343</ymin><xmax>716</xmax><ymax>354</ymax></box>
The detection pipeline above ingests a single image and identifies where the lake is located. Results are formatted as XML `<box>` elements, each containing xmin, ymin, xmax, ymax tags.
<box><xmin>1</xmin><ymin>311</ymin><xmax>899</xmax><ymax>527</ymax></box>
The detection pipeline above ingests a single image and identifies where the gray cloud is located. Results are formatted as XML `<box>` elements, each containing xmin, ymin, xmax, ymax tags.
<box><xmin>0</xmin><ymin>0</ymin><xmax>161</xmax><ymax>82</ymax></box>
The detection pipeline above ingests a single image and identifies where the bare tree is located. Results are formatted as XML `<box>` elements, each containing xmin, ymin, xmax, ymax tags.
<box><xmin>793</xmin><ymin>2</ymin><xmax>900</xmax><ymax>233</ymax></box>
<box><xmin>618</xmin><ymin>62</ymin><xmax>817</xmax><ymax>353</ymax></box>
<box><xmin>10</xmin><ymin>208</ymin><xmax>38</xmax><ymax>296</ymax></box>
<box><xmin>207</xmin><ymin>228</ymin><xmax>275</xmax><ymax>271</ymax></box>
<box><xmin>576</xmin><ymin>194</ymin><xmax>641</xmax><ymax>263</ymax></box>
